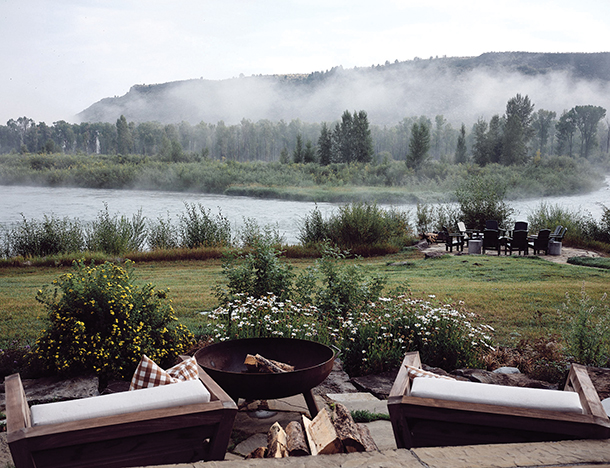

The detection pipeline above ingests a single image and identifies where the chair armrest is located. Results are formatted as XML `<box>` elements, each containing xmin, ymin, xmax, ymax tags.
<box><xmin>5</xmin><ymin>373</ymin><xmax>31</xmax><ymax>435</ymax></box>
<box><xmin>389</xmin><ymin>352</ymin><xmax>420</xmax><ymax>398</ymax></box>
<box><xmin>565</xmin><ymin>364</ymin><xmax>607</xmax><ymax>419</ymax></box>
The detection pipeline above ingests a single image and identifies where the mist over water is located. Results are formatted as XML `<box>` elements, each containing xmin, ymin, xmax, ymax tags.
<box><xmin>2</xmin><ymin>180</ymin><xmax>609</xmax><ymax>245</ymax></box>
<box><xmin>79</xmin><ymin>54</ymin><xmax>610</xmax><ymax>126</ymax></box>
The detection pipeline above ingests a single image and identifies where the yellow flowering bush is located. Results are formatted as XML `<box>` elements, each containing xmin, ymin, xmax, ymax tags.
<box><xmin>33</xmin><ymin>260</ymin><xmax>193</xmax><ymax>380</ymax></box>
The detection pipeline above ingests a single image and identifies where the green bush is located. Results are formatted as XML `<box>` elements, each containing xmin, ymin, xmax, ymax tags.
<box><xmin>308</xmin><ymin>244</ymin><xmax>386</xmax><ymax>326</ymax></box>
<box><xmin>338</xmin><ymin>294</ymin><xmax>495</xmax><ymax>376</ymax></box>
<box><xmin>5</xmin><ymin>214</ymin><xmax>84</xmax><ymax>258</ymax></box>
<box><xmin>299</xmin><ymin>202</ymin><xmax>412</xmax><ymax>250</ymax></box>
<box><xmin>205</xmin><ymin>294</ymin><xmax>323</xmax><ymax>342</ymax></box>
<box><xmin>85</xmin><ymin>205</ymin><xmax>147</xmax><ymax>255</ymax></box>
<box><xmin>33</xmin><ymin>260</ymin><xmax>193</xmax><ymax>381</ymax></box>
<box><xmin>215</xmin><ymin>238</ymin><xmax>295</xmax><ymax>304</ymax></box>
<box><xmin>178</xmin><ymin>203</ymin><xmax>231</xmax><ymax>248</ymax></box>
<box><xmin>558</xmin><ymin>284</ymin><xmax>610</xmax><ymax>367</ymax></box>
<box><xmin>456</xmin><ymin>175</ymin><xmax>514</xmax><ymax>231</ymax></box>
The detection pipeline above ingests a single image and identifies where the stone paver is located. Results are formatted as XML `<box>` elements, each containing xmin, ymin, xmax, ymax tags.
<box><xmin>413</xmin><ymin>439</ymin><xmax>610</xmax><ymax>468</ymax></box>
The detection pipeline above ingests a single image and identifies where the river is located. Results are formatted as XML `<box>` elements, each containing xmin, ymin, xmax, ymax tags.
<box><xmin>1</xmin><ymin>179</ymin><xmax>609</xmax><ymax>245</ymax></box>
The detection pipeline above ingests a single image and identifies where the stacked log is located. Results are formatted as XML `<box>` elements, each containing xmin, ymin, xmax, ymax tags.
<box><xmin>246</xmin><ymin>403</ymin><xmax>378</xmax><ymax>458</ymax></box>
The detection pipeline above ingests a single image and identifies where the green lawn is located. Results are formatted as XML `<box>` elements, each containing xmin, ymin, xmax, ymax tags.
<box><xmin>1</xmin><ymin>251</ymin><xmax>609</xmax><ymax>348</ymax></box>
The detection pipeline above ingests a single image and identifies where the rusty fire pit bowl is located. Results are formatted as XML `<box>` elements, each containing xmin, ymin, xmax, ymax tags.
<box><xmin>194</xmin><ymin>337</ymin><xmax>335</xmax><ymax>403</ymax></box>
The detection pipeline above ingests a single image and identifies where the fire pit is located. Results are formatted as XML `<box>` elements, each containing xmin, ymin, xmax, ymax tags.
<box><xmin>194</xmin><ymin>337</ymin><xmax>335</xmax><ymax>417</ymax></box>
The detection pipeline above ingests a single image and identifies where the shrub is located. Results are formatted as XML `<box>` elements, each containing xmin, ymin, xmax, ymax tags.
<box><xmin>6</xmin><ymin>214</ymin><xmax>84</xmax><ymax>258</ymax></box>
<box><xmin>205</xmin><ymin>294</ymin><xmax>323</xmax><ymax>342</ymax></box>
<box><xmin>308</xmin><ymin>244</ymin><xmax>386</xmax><ymax>326</ymax></box>
<box><xmin>338</xmin><ymin>294</ymin><xmax>495</xmax><ymax>376</ymax></box>
<box><xmin>201</xmin><ymin>290</ymin><xmax>495</xmax><ymax>377</ymax></box>
<box><xmin>237</xmin><ymin>218</ymin><xmax>284</xmax><ymax>248</ymax></box>
<box><xmin>558</xmin><ymin>283</ymin><xmax>610</xmax><ymax>367</ymax></box>
<box><xmin>147</xmin><ymin>213</ymin><xmax>179</xmax><ymax>250</ymax></box>
<box><xmin>178</xmin><ymin>203</ymin><xmax>231</xmax><ymax>248</ymax></box>
<box><xmin>215</xmin><ymin>238</ymin><xmax>295</xmax><ymax>304</ymax></box>
<box><xmin>299</xmin><ymin>202</ymin><xmax>412</xmax><ymax>250</ymax></box>
<box><xmin>86</xmin><ymin>205</ymin><xmax>147</xmax><ymax>255</ymax></box>
<box><xmin>32</xmin><ymin>260</ymin><xmax>193</xmax><ymax>381</ymax></box>
<box><xmin>456</xmin><ymin>175</ymin><xmax>514</xmax><ymax>231</ymax></box>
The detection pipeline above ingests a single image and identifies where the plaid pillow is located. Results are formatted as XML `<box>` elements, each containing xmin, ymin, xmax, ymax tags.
<box><xmin>405</xmin><ymin>364</ymin><xmax>455</xmax><ymax>381</ymax></box>
<box><xmin>130</xmin><ymin>355</ymin><xmax>179</xmax><ymax>391</ymax></box>
<box><xmin>166</xmin><ymin>356</ymin><xmax>199</xmax><ymax>382</ymax></box>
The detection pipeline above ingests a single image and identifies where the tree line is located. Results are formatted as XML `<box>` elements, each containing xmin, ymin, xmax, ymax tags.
<box><xmin>1</xmin><ymin>96</ymin><xmax>608</xmax><ymax>166</ymax></box>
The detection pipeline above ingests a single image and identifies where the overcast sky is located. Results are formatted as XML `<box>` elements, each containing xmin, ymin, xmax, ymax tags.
<box><xmin>2</xmin><ymin>0</ymin><xmax>609</xmax><ymax>124</ymax></box>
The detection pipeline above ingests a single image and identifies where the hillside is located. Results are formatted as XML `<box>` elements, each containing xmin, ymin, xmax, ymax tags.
<box><xmin>77</xmin><ymin>52</ymin><xmax>610</xmax><ymax>125</ymax></box>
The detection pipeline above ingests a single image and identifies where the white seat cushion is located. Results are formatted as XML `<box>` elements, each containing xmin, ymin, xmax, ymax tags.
<box><xmin>410</xmin><ymin>377</ymin><xmax>583</xmax><ymax>413</ymax></box>
<box><xmin>31</xmin><ymin>379</ymin><xmax>211</xmax><ymax>426</ymax></box>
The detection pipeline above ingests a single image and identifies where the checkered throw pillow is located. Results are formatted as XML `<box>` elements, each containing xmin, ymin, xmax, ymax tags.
<box><xmin>405</xmin><ymin>364</ymin><xmax>455</xmax><ymax>381</ymax></box>
<box><xmin>166</xmin><ymin>356</ymin><xmax>199</xmax><ymax>382</ymax></box>
<box><xmin>129</xmin><ymin>355</ymin><xmax>198</xmax><ymax>391</ymax></box>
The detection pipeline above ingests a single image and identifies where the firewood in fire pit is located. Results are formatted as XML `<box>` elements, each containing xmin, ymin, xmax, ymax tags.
<box><xmin>244</xmin><ymin>353</ymin><xmax>294</xmax><ymax>373</ymax></box>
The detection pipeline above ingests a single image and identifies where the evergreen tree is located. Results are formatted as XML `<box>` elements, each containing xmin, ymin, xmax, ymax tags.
<box><xmin>352</xmin><ymin>110</ymin><xmax>374</xmax><ymax>163</ymax></box>
<box><xmin>292</xmin><ymin>134</ymin><xmax>304</xmax><ymax>163</ymax></box>
<box><xmin>471</xmin><ymin>119</ymin><xmax>489</xmax><ymax>166</ymax></box>
<box><xmin>406</xmin><ymin>122</ymin><xmax>430</xmax><ymax>169</ymax></box>
<box><xmin>303</xmin><ymin>140</ymin><xmax>317</xmax><ymax>163</ymax></box>
<box><xmin>455</xmin><ymin>123</ymin><xmax>467</xmax><ymax>164</ymax></box>
<box><xmin>317</xmin><ymin>122</ymin><xmax>333</xmax><ymax>165</ymax></box>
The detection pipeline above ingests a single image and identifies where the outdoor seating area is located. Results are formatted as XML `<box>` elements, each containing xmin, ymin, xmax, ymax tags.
<box><xmin>5</xmin><ymin>357</ymin><xmax>237</xmax><ymax>468</ymax></box>
<box><xmin>439</xmin><ymin>221</ymin><xmax>565</xmax><ymax>257</ymax></box>
<box><xmin>387</xmin><ymin>351</ymin><xmax>610</xmax><ymax>448</ymax></box>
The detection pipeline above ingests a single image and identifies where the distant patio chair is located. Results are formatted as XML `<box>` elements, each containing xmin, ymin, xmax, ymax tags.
<box><xmin>514</xmin><ymin>221</ymin><xmax>528</xmax><ymax>232</ymax></box>
<box><xmin>442</xmin><ymin>226</ymin><xmax>464</xmax><ymax>253</ymax></box>
<box><xmin>505</xmin><ymin>229</ymin><xmax>529</xmax><ymax>255</ymax></box>
<box><xmin>482</xmin><ymin>229</ymin><xmax>501</xmax><ymax>255</ymax></box>
<box><xmin>550</xmin><ymin>227</ymin><xmax>567</xmax><ymax>242</ymax></box>
<box><xmin>456</xmin><ymin>221</ymin><xmax>472</xmax><ymax>245</ymax></box>
<box><xmin>529</xmin><ymin>228</ymin><xmax>551</xmax><ymax>255</ymax></box>
<box><xmin>485</xmin><ymin>220</ymin><xmax>499</xmax><ymax>231</ymax></box>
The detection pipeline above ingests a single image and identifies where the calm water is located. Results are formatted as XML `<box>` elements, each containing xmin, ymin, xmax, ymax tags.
<box><xmin>1</xmin><ymin>179</ymin><xmax>609</xmax><ymax>244</ymax></box>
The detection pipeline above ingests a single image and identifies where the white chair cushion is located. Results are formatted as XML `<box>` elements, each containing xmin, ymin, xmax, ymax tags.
<box><xmin>410</xmin><ymin>377</ymin><xmax>583</xmax><ymax>413</ymax></box>
<box><xmin>31</xmin><ymin>379</ymin><xmax>211</xmax><ymax>426</ymax></box>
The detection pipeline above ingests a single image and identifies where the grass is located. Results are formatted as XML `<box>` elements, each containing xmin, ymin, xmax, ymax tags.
<box><xmin>567</xmin><ymin>256</ymin><xmax>610</xmax><ymax>269</ymax></box>
<box><xmin>1</xmin><ymin>250</ymin><xmax>609</xmax><ymax>351</ymax></box>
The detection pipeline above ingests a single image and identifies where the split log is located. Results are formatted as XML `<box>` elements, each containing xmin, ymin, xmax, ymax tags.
<box><xmin>286</xmin><ymin>421</ymin><xmax>310</xmax><ymax>456</ymax></box>
<box><xmin>331</xmin><ymin>402</ymin><xmax>365</xmax><ymax>453</ymax></box>
<box><xmin>246</xmin><ymin>446</ymin><xmax>268</xmax><ymax>459</ymax></box>
<box><xmin>244</xmin><ymin>353</ymin><xmax>294</xmax><ymax>373</ymax></box>
<box><xmin>357</xmin><ymin>423</ymin><xmax>379</xmax><ymax>452</ymax></box>
<box><xmin>302</xmin><ymin>409</ymin><xmax>343</xmax><ymax>456</ymax></box>
<box><xmin>267</xmin><ymin>422</ymin><xmax>288</xmax><ymax>458</ymax></box>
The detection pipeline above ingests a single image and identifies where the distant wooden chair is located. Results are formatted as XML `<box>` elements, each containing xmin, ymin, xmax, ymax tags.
<box><xmin>388</xmin><ymin>351</ymin><xmax>610</xmax><ymax>449</ymax></box>
<box><xmin>442</xmin><ymin>226</ymin><xmax>464</xmax><ymax>253</ymax></box>
<box><xmin>529</xmin><ymin>228</ymin><xmax>551</xmax><ymax>255</ymax></box>
<box><xmin>513</xmin><ymin>221</ymin><xmax>528</xmax><ymax>232</ymax></box>
<box><xmin>505</xmin><ymin>229</ymin><xmax>529</xmax><ymax>255</ymax></box>
<box><xmin>485</xmin><ymin>220</ymin><xmax>499</xmax><ymax>231</ymax></box>
<box><xmin>6</xmin><ymin>358</ymin><xmax>237</xmax><ymax>468</ymax></box>
<box><xmin>482</xmin><ymin>229</ymin><xmax>501</xmax><ymax>255</ymax></box>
